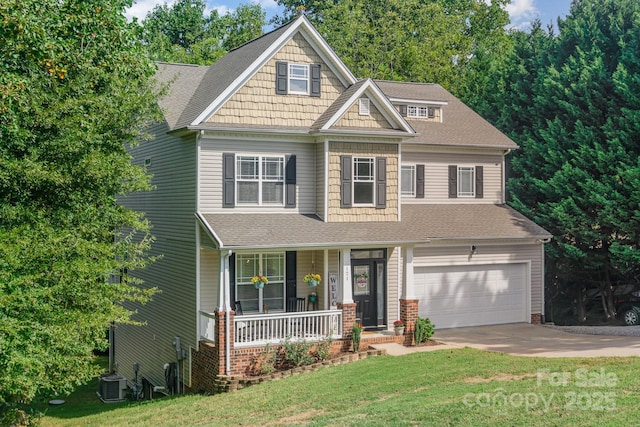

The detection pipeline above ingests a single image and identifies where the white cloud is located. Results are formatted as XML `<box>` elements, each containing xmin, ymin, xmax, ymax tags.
<box><xmin>505</xmin><ymin>0</ymin><xmax>538</xmax><ymax>22</ymax></box>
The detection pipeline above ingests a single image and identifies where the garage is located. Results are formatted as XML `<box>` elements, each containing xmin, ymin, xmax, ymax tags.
<box><xmin>414</xmin><ymin>263</ymin><xmax>528</xmax><ymax>329</ymax></box>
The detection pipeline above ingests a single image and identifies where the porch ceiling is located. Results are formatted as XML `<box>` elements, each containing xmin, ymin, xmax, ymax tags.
<box><xmin>197</xmin><ymin>204</ymin><xmax>550</xmax><ymax>250</ymax></box>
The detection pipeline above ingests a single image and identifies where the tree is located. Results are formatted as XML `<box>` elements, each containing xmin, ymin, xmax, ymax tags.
<box><xmin>275</xmin><ymin>0</ymin><xmax>510</xmax><ymax>92</ymax></box>
<box><xmin>139</xmin><ymin>0</ymin><xmax>266</xmax><ymax>65</ymax></box>
<box><xmin>465</xmin><ymin>0</ymin><xmax>640</xmax><ymax>323</ymax></box>
<box><xmin>0</xmin><ymin>0</ymin><xmax>158</xmax><ymax>422</ymax></box>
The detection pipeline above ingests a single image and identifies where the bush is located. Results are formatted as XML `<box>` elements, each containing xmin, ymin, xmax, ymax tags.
<box><xmin>351</xmin><ymin>323</ymin><xmax>363</xmax><ymax>352</ymax></box>
<box><xmin>314</xmin><ymin>334</ymin><xmax>333</xmax><ymax>361</ymax></box>
<box><xmin>414</xmin><ymin>317</ymin><xmax>435</xmax><ymax>344</ymax></box>
<box><xmin>282</xmin><ymin>337</ymin><xmax>314</xmax><ymax>367</ymax></box>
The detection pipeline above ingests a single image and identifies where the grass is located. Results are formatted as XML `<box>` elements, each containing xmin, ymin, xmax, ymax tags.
<box><xmin>38</xmin><ymin>348</ymin><xmax>640</xmax><ymax>426</ymax></box>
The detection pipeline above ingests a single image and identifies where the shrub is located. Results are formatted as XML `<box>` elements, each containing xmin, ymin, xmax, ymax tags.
<box><xmin>282</xmin><ymin>337</ymin><xmax>314</xmax><ymax>367</ymax></box>
<box><xmin>251</xmin><ymin>343</ymin><xmax>277</xmax><ymax>375</ymax></box>
<box><xmin>414</xmin><ymin>317</ymin><xmax>435</xmax><ymax>344</ymax></box>
<box><xmin>315</xmin><ymin>334</ymin><xmax>333</xmax><ymax>361</ymax></box>
<box><xmin>351</xmin><ymin>323</ymin><xmax>363</xmax><ymax>352</ymax></box>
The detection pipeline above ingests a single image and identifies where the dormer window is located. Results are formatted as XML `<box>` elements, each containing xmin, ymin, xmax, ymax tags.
<box><xmin>275</xmin><ymin>62</ymin><xmax>321</xmax><ymax>97</ymax></box>
<box><xmin>407</xmin><ymin>106</ymin><xmax>436</xmax><ymax>119</ymax></box>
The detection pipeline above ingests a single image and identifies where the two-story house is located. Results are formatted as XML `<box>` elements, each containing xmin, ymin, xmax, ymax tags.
<box><xmin>114</xmin><ymin>15</ymin><xmax>550</xmax><ymax>394</ymax></box>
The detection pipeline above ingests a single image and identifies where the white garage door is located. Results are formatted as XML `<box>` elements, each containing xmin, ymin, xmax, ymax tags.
<box><xmin>414</xmin><ymin>263</ymin><xmax>527</xmax><ymax>329</ymax></box>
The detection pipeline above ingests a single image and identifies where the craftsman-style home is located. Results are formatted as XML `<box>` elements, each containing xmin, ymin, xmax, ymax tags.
<box><xmin>114</xmin><ymin>15</ymin><xmax>550</xmax><ymax>394</ymax></box>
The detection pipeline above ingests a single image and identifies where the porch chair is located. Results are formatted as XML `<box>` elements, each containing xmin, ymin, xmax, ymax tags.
<box><xmin>234</xmin><ymin>301</ymin><xmax>243</xmax><ymax>315</ymax></box>
<box><xmin>287</xmin><ymin>297</ymin><xmax>306</xmax><ymax>312</ymax></box>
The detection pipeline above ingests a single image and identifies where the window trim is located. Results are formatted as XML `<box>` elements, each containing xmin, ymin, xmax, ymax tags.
<box><xmin>457</xmin><ymin>166</ymin><xmax>476</xmax><ymax>198</ymax></box>
<box><xmin>288</xmin><ymin>63</ymin><xmax>309</xmax><ymax>95</ymax></box>
<box><xmin>236</xmin><ymin>154</ymin><xmax>285</xmax><ymax>206</ymax></box>
<box><xmin>352</xmin><ymin>157</ymin><xmax>375</xmax><ymax>206</ymax></box>
<box><xmin>401</xmin><ymin>165</ymin><xmax>416</xmax><ymax>197</ymax></box>
<box><xmin>406</xmin><ymin>105</ymin><xmax>438</xmax><ymax>119</ymax></box>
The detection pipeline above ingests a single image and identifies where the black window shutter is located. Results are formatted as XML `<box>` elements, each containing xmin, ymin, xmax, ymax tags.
<box><xmin>416</xmin><ymin>164</ymin><xmax>425</xmax><ymax>198</ymax></box>
<box><xmin>475</xmin><ymin>165</ymin><xmax>484</xmax><ymax>198</ymax></box>
<box><xmin>399</xmin><ymin>105</ymin><xmax>407</xmax><ymax>117</ymax></box>
<box><xmin>285</xmin><ymin>155</ymin><xmax>296</xmax><ymax>208</ymax></box>
<box><xmin>229</xmin><ymin>253</ymin><xmax>236</xmax><ymax>308</ymax></box>
<box><xmin>448</xmin><ymin>165</ymin><xmax>457</xmax><ymax>198</ymax></box>
<box><xmin>376</xmin><ymin>157</ymin><xmax>387</xmax><ymax>209</ymax></box>
<box><xmin>223</xmin><ymin>153</ymin><xmax>235</xmax><ymax>207</ymax></box>
<box><xmin>285</xmin><ymin>251</ymin><xmax>297</xmax><ymax>309</ymax></box>
<box><xmin>340</xmin><ymin>155</ymin><xmax>352</xmax><ymax>208</ymax></box>
<box><xmin>310</xmin><ymin>64</ymin><xmax>321</xmax><ymax>97</ymax></box>
<box><xmin>276</xmin><ymin>61</ymin><xmax>288</xmax><ymax>94</ymax></box>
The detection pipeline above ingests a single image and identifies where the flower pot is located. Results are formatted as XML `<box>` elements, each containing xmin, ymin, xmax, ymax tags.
<box><xmin>309</xmin><ymin>295</ymin><xmax>317</xmax><ymax>302</ymax></box>
<box><xmin>254</xmin><ymin>282</ymin><xmax>265</xmax><ymax>289</ymax></box>
<box><xmin>394</xmin><ymin>327</ymin><xmax>404</xmax><ymax>336</ymax></box>
<box><xmin>307</xmin><ymin>279</ymin><xmax>318</xmax><ymax>287</ymax></box>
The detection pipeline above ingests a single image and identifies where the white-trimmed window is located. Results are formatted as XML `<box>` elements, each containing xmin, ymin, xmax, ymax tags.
<box><xmin>288</xmin><ymin>64</ymin><xmax>309</xmax><ymax>94</ymax></box>
<box><xmin>353</xmin><ymin>157</ymin><xmax>375</xmax><ymax>205</ymax></box>
<box><xmin>401</xmin><ymin>165</ymin><xmax>416</xmax><ymax>196</ymax></box>
<box><xmin>236</xmin><ymin>155</ymin><xmax>284</xmax><ymax>205</ymax></box>
<box><xmin>359</xmin><ymin>98</ymin><xmax>370</xmax><ymax>115</ymax></box>
<box><xmin>458</xmin><ymin>166</ymin><xmax>475</xmax><ymax>197</ymax></box>
<box><xmin>407</xmin><ymin>105</ymin><xmax>437</xmax><ymax>119</ymax></box>
<box><xmin>236</xmin><ymin>253</ymin><xmax>285</xmax><ymax>313</ymax></box>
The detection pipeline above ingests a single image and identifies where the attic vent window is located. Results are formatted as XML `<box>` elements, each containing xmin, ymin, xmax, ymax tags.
<box><xmin>359</xmin><ymin>98</ymin><xmax>370</xmax><ymax>115</ymax></box>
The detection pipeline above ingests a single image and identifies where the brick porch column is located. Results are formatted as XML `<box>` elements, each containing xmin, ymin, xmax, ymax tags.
<box><xmin>400</xmin><ymin>299</ymin><xmax>419</xmax><ymax>345</ymax></box>
<box><xmin>214</xmin><ymin>310</ymin><xmax>235</xmax><ymax>375</ymax></box>
<box><xmin>339</xmin><ymin>302</ymin><xmax>357</xmax><ymax>350</ymax></box>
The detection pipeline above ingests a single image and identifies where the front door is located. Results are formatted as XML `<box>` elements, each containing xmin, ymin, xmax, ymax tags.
<box><xmin>351</xmin><ymin>250</ymin><xmax>386</xmax><ymax>329</ymax></box>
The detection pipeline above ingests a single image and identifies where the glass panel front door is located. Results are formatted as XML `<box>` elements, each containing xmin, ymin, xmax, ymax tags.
<box><xmin>352</xmin><ymin>252</ymin><xmax>386</xmax><ymax>329</ymax></box>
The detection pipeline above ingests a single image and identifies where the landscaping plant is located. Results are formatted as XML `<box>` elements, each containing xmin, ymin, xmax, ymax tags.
<box><xmin>414</xmin><ymin>316</ymin><xmax>435</xmax><ymax>344</ymax></box>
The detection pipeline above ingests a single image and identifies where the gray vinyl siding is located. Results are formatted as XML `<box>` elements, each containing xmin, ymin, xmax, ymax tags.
<box><xmin>401</xmin><ymin>151</ymin><xmax>503</xmax><ymax>204</ymax></box>
<box><xmin>199</xmin><ymin>136</ymin><xmax>317</xmax><ymax>213</ymax></box>
<box><xmin>117</xmin><ymin>122</ymin><xmax>198</xmax><ymax>388</ymax></box>
<box><xmin>413</xmin><ymin>242</ymin><xmax>544</xmax><ymax>316</ymax></box>
<box><xmin>200</xmin><ymin>247</ymin><xmax>219</xmax><ymax>312</ymax></box>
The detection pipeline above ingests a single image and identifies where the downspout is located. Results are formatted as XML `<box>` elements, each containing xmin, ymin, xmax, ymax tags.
<box><xmin>225</xmin><ymin>250</ymin><xmax>232</xmax><ymax>376</ymax></box>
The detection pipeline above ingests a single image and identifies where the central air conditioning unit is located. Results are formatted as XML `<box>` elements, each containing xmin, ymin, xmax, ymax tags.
<box><xmin>98</xmin><ymin>374</ymin><xmax>127</xmax><ymax>403</ymax></box>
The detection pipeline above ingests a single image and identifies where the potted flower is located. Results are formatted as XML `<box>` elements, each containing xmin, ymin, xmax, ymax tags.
<box><xmin>303</xmin><ymin>273</ymin><xmax>321</xmax><ymax>287</ymax></box>
<box><xmin>309</xmin><ymin>291</ymin><xmax>317</xmax><ymax>302</ymax></box>
<box><xmin>393</xmin><ymin>319</ymin><xmax>405</xmax><ymax>336</ymax></box>
<box><xmin>251</xmin><ymin>275</ymin><xmax>268</xmax><ymax>289</ymax></box>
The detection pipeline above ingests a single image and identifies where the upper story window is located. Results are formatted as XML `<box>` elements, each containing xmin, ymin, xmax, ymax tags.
<box><xmin>448</xmin><ymin>165</ymin><xmax>483</xmax><ymax>199</ymax></box>
<box><xmin>401</xmin><ymin>165</ymin><xmax>416</xmax><ymax>196</ymax></box>
<box><xmin>340</xmin><ymin>155</ymin><xmax>387</xmax><ymax>209</ymax></box>
<box><xmin>223</xmin><ymin>153</ymin><xmax>296</xmax><ymax>208</ymax></box>
<box><xmin>399</xmin><ymin>104</ymin><xmax>441</xmax><ymax>121</ymax></box>
<box><xmin>457</xmin><ymin>166</ymin><xmax>475</xmax><ymax>197</ymax></box>
<box><xmin>407</xmin><ymin>106</ymin><xmax>436</xmax><ymax>119</ymax></box>
<box><xmin>275</xmin><ymin>61</ymin><xmax>321</xmax><ymax>97</ymax></box>
<box><xmin>353</xmin><ymin>157</ymin><xmax>375</xmax><ymax>205</ymax></box>
<box><xmin>288</xmin><ymin>64</ymin><xmax>309</xmax><ymax>94</ymax></box>
<box><xmin>236</xmin><ymin>155</ymin><xmax>284</xmax><ymax>205</ymax></box>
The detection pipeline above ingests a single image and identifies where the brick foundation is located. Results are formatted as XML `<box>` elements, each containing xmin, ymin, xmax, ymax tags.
<box><xmin>531</xmin><ymin>313</ymin><xmax>542</xmax><ymax>324</ymax></box>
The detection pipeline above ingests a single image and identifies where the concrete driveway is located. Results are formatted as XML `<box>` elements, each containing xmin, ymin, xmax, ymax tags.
<box><xmin>432</xmin><ymin>323</ymin><xmax>640</xmax><ymax>357</ymax></box>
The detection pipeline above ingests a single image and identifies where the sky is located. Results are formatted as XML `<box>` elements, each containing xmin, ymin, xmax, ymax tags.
<box><xmin>126</xmin><ymin>0</ymin><xmax>574</xmax><ymax>30</ymax></box>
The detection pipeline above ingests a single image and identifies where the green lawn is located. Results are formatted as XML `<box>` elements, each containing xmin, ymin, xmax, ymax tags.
<box><xmin>39</xmin><ymin>348</ymin><xmax>640</xmax><ymax>426</ymax></box>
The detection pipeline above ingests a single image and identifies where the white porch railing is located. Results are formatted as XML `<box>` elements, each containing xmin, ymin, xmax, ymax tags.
<box><xmin>198</xmin><ymin>310</ymin><xmax>343</xmax><ymax>347</ymax></box>
<box><xmin>199</xmin><ymin>311</ymin><xmax>216</xmax><ymax>343</ymax></box>
<box><xmin>235</xmin><ymin>310</ymin><xmax>343</xmax><ymax>347</ymax></box>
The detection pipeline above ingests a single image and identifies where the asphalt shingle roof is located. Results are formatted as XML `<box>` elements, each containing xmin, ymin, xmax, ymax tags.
<box><xmin>200</xmin><ymin>204</ymin><xmax>550</xmax><ymax>249</ymax></box>
<box><xmin>375</xmin><ymin>80</ymin><xmax>519</xmax><ymax>149</ymax></box>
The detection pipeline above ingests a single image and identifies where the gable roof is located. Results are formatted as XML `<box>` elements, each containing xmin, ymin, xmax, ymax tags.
<box><xmin>375</xmin><ymin>81</ymin><xmax>519</xmax><ymax>150</ymax></box>
<box><xmin>311</xmin><ymin>79</ymin><xmax>415</xmax><ymax>134</ymax></box>
<box><xmin>155</xmin><ymin>62</ymin><xmax>209</xmax><ymax>129</ymax></box>
<box><xmin>160</xmin><ymin>15</ymin><xmax>359</xmax><ymax>131</ymax></box>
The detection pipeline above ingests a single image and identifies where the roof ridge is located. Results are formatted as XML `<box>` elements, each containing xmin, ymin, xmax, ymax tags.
<box><xmin>155</xmin><ymin>61</ymin><xmax>208</xmax><ymax>68</ymax></box>
<box><xmin>375</xmin><ymin>79</ymin><xmax>439</xmax><ymax>87</ymax></box>
<box><xmin>227</xmin><ymin>16</ymin><xmax>299</xmax><ymax>53</ymax></box>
